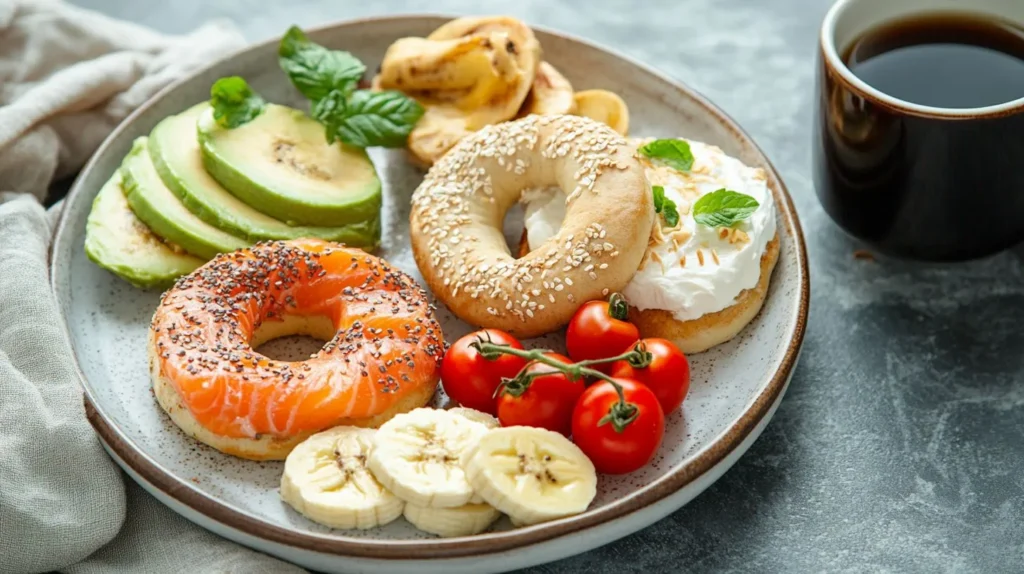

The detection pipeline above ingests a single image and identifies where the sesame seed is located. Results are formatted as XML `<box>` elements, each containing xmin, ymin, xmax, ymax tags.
<box><xmin>407</xmin><ymin>114</ymin><xmax>634</xmax><ymax>327</ymax></box>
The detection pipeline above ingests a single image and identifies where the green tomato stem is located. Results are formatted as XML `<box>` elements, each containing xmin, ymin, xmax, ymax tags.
<box><xmin>471</xmin><ymin>339</ymin><xmax>637</xmax><ymax>417</ymax></box>
<box><xmin>598</xmin><ymin>400</ymin><xmax>639</xmax><ymax>433</ymax></box>
<box><xmin>608</xmin><ymin>292</ymin><xmax>629</xmax><ymax>321</ymax></box>
<box><xmin>575</xmin><ymin>343</ymin><xmax>651</xmax><ymax>370</ymax></box>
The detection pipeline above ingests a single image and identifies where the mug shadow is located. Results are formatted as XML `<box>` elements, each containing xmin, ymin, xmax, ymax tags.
<box><xmin>1009</xmin><ymin>240</ymin><xmax>1024</xmax><ymax>262</ymax></box>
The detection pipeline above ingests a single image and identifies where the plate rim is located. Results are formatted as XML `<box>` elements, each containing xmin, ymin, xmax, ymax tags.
<box><xmin>52</xmin><ymin>13</ymin><xmax>810</xmax><ymax>560</ymax></box>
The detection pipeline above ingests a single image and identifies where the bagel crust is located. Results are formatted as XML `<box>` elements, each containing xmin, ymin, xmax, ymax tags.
<box><xmin>148</xmin><ymin>240</ymin><xmax>444</xmax><ymax>461</ymax></box>
<box><xmin>628</xmin><ymin>235</ymin><xmax>780</xmax><ymax>354</ymax></box>
<box><xmin>519</xmin><ymin>232</ymin><xmax>780</xmax><ymax>353</ymax></box>
<box><xmin>150</xmin><ymin>326</ymin><xmax>436</xmax><ymax>461</ymax></box>
<box><xmin>410</xmin><ymin>114</ymin><xmax>655</xmax><ymax>338</ymax></box>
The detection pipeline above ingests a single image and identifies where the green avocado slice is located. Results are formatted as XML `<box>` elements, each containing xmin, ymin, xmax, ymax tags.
<box><xmin>150</xmin><ymin>104</ymin><xmax>379</xmax><ymax>248</ymax></box>
<box><xmin>84</xmin><ymin>171</ymin><xmax>202</xmax><ymax>288</ymax></box>
<box><xmin>197</xmin><ymin>103</ymin><xmax>382</xmax><ymax>228</ymax></box>
<box><xmin>121</xmin><ymin>137</ymin><xmax>248</xmax><ymax>260</ymax></box>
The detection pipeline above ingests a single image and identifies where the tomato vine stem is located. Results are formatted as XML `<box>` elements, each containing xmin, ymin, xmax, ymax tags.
<box><xmin>472</xmin><ymin>338</ymin><xmax>642</xmax><ymax>428</ymax></box>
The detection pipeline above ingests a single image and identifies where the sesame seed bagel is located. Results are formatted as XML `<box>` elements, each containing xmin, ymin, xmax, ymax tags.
<box><xmin>410</xmin><ymin>114</ymin><xmax>654</xmax><ymax>338</ymax></box>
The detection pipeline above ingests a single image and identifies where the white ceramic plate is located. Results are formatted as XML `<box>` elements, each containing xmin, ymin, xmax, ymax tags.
<box><xmin>51</xmin><ymin>15</ymin><xmax>809</xmax><ymax>574</ymax></box>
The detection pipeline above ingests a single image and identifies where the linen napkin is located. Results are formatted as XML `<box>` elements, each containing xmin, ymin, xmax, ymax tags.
<box><xmin>0</xmin><ymin>2</ymin><xmax>305</xmax><ymax>572</ymax></box>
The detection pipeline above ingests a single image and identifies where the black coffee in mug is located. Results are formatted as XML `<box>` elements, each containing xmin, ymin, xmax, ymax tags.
<box><xmin>814</xmin><ymin>1</ymin><xmax>1024</xmax><ymax>261</ymax></box>
<box><xmin>845</xmin><ymin>14</ymin><xmax>1024</xmax><ymax>109</ymax></box>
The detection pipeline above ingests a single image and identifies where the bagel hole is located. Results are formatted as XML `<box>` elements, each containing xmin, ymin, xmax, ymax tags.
<box><xmin>502</xmin><ymin>201</ymin><xmax>528</xmax><ymax>258</ymax></box>
<box><xmin>251</xmin><ymin>314</ymin><xmax>335</xmax><ymax>362</ymax></box>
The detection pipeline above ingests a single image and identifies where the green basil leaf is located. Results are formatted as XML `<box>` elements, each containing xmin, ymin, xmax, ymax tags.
<box><xmin>692</xmin><ymin>188</ymin><xmax>760</xmax><ymax>228</ymax></box>
<box><xmin>327</xmin><ymin>90</ymin><xmax>424</xmax><ymax>148</ymax></box>
<box><xmin>209</xmin><ymin>76</ymin><xmax>265</xmax><ymax>129</ymax></box>
<box><xmin>279</xmin><ymin>26</ymin><xmax>366</xmax><ymax>101</ymax></box>
<box><xmin>310</xmin><ymin>89</ymin><xmax>347</xmax><ymax>144</ymax></box>
<box><xmin>638</xmin><ymin>139</ymin><xmax>695</xmax><ymax>172</ymax></box>
<box><xmin>651</xmin><ymin>185</ymin><xmax>680</xmax><ymax>227</ymax></box>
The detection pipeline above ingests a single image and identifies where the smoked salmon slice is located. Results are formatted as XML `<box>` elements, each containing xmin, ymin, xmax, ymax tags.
<box><xmin>149</xmin><ymin>239</ymin><xmax>444</xmax><ymax>457</ymax></box>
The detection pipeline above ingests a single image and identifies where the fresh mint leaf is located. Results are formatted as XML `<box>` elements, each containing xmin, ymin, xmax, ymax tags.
<box><xmin>692</xmin><ymin>188</ymin><xmax>760</xmax><ymax>228</ymax></box>
<box><xmin>209</xmin><ymin>76</ymin><xmax>265</xmax><ymax>128</ymax></box>
<box><xmin>279</xmin><ymin>25</ymin><xmax>365</xmax><ymax>101</ymax></box>
<box><xmin>639</xmin><ymin>139</ymin><xmax>695</xmax><ymax>172</ymax></box>
<box><xmin>323</xmin><ymin>90</ymin><xmax>424</xmax><ymax>148</ymax></box>
<box><xmin>652</xmin><ymin>185</ymin><xmax>666</xmax><ymax>212</ymax></box>
<box><xmin>662</xmin><ymin>200</ymin><xmax>680</xmax><ymax>227</ymax></box>
<box><xmin>651</xmin><ymin>185</ymin><xmax>680</xmax><ymax>227</ymax></box>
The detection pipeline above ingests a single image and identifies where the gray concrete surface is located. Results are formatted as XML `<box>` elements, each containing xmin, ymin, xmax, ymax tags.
<box><xmin>69</xmin><ymin>0</ymin><xmax>1024</xmax><ymax>571</ymax></box>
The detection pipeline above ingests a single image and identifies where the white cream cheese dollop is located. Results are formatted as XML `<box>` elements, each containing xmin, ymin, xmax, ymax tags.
<box><xmin>522</xmin><ymin>138</ymin><xmax>776</xmax><ymax>322</ymax></box>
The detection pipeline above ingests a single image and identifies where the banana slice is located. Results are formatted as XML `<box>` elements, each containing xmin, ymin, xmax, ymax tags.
<box><xmin>517</xmin><ymin>62</ymin><xmax>576</xmax><ymax>117</ymax></box>
<box><xmin>380</xmin><ymin>35</ymin><xmax>501</xmax><ymax>93</ymax></box>
<box><xmin>403</xmin><ymin>502</ymin><xmax>501</xmax><ymax>537</ymax></box>
<box><xmin>446</xmin><ymin>406</ymin><xmax>502</xmax><ymax>505</ymax></box>
<box><xmin>379</xmin><ymin>16</ymin><xmax>542</xmax><ymax>166</ymax></box>
<box><xmin>280</xmin><ymin>426</ymin><xmax>403</xmax><ymax>530</ymax></box>
<box><xmin>465</xmin><ymin>426</ymin><xmax>597</xmax><ymax>526</ymax></box>
<box><xmin>426</xmin><ymin>17</ymin><xmax>540</xmax><ymax>129</ymax></box>
<box><xmin>573</xmin><ymin>89</ymin><xmax>630</xmax><ymax>135</ymax></box>
<box><xmin>380</xmin><ymin>33</ymin><xmax>520</xmax><ymax>111</ymax></box>
<box><xmin>449</xmin><ymin>407</ymin><xmax>500</xmax><ymax>429</ymax></box>
<box><xmin>369</xmin><ymin>408</ymin><xmax>489</xmax><ymax>508</ymax></box>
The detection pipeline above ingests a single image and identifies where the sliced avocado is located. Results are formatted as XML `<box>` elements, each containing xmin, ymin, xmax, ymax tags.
<box><xmin>84</xmin><ymin>172</ymin><xmax>202</xmax><ymax>288</ymax></box>
<box><xmin>150</xmin><ymin>104</ymin><xmax>379</xmax><ymax>248</ymax></box>
<box><xmin>197</xmin><ymin>103</ymin><xmax>382</xmax><ymax>228</ymax></box>
<box><xmin>121</xmin><ymin>137</ymin><xmax>249</xmax><ymax>260</ymax></box>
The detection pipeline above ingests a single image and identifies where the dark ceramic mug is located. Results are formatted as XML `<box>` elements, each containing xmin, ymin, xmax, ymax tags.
<box><xmin>813</xmin><ymin>0</ymin><xmax>1024</xmax><ymax>261</ymax></box>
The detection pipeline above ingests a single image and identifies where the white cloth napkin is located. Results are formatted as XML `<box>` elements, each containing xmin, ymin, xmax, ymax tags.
<box><xmin>0</xmin><ymin>1</ymin><xmax>305</xmax><ymax>572</ymax></box>
<box><xmin>0</xmin><ymin>0</ymin><xmax>243</xmax><ymax>201</ymax></box>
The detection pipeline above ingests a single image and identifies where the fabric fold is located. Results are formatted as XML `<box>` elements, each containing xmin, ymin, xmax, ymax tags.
<box><xmin>0</xmin><ymin>1</ymin><xmax>306</xmax><ymax>572</ymax></box>
<box><xmin>0</xmin><ymin>196</ymin><xmax>126</xmax><ymax>574</ymax></box>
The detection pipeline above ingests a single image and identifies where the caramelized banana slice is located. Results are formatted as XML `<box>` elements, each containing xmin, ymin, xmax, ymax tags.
<box><xmin>405</xmin><ymin>107</ymin><xmax>474</xmax><ymax>169</ymax></box>
<box><xmin>379</xmin><ymin>34</ymin><xmax>520</xmax><ymax>111</ymax></box>
<box><xmin>517</xmin><ymin>61</ymin><xmax>576</xmax><ymax>117</ymax></box>
<box><xmin>379</xmin><ymin>17</ymin><xmax>540</xmax><ymax>166</ymax></box>
<box><xmin>573</xmin><ymin>89</ymin><xmax>630</xmax><ymax>135</ymax></box>
<box><xmin>422</xmin><ymin>16</ymin><xmax>541</xmax><ymax>128</ymax></box>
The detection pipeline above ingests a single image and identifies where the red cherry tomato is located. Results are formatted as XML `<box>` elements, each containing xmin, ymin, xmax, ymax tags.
<box><xmin>609</xmin><ymin>338</ymin><xmax>690</xmax><ymax>414</ymax></box>
<box><xmin>565</xmin><ymin>294</ymin><xmax>640</xmax><ymax>367</ymax></box>
<box><xmin>440</xmin><ymin>329</ymin><xmax>527</xmax><ymax>415</ymax></box>
<box><xmin>571</xmin><ymin>377</ymin><xmax>665</xmax><ymax>475</ymax></box>
<box><xmin>496</xmin><ymin>353</ymin><xmax>585</xmax><ymax>436</ymax></box>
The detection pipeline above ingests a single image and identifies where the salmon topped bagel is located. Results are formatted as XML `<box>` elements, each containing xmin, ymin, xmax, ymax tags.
<box><xmin>149</xmin><ymin>239</ymin><xmax>444</xmax><ymax>460</ymax></box>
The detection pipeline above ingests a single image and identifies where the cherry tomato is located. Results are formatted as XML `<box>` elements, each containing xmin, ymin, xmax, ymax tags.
<box><xmin>440</xmin><ymin>329</ymin><xmax>527</xmax><ymax>415</ymax></box>
<box><xmin>496</xmin><ymin>353</ymin><xmax>585</xmax><ymax>436</ymax></box>
<box><xmin>609</xmin><ymin>338</ymin><xmax>690</xmax><ymax>414</ymax></box>
<box><xmin>571</xmin><ymin>377</ymin><xmax>665</xmax><ymax>475</ymax></box>
<box><xmin>565</xmin><ymin>293</ymin><xmax>640</xmax><ymax>367</ymax></box>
